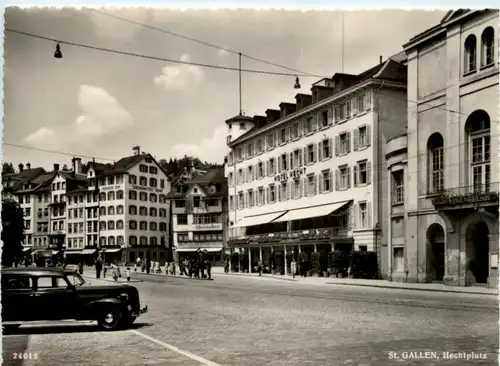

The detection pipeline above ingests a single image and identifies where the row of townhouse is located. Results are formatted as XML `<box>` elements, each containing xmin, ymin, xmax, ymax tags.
<box><xmin>223</xmin><ymin>9</ymin><xmax>499</xmax><ymax>289</ymax></box>
<box><xmin>2</xmin><ymin>146</ymin><xmax>172</xmax><ymax>264</ymax></box>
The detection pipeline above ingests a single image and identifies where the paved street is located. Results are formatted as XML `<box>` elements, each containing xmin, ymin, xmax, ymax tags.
<box><xmin>3</xmin><ymin>273</ymin><xmax>498</xmax><ymax>365</ymax></box>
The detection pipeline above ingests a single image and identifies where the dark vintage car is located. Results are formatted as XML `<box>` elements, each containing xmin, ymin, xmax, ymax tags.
<box><xmin>1</xmin><ymin>267</ymin><xmax>147</xmax><ymax>332</ymax></box>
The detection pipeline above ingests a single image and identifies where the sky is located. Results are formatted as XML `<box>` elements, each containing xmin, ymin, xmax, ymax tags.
<box><xmin>3</xmin><ymin>7</ymin><xmax>446</xmax><ymax>171</ymax></box>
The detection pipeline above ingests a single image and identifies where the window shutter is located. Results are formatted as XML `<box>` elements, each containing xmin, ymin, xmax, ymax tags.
<box><xmin>334</xmin><ymin>106</ymin><xmax>340</xmax><ymax>122</ymax></box>
<box><xmin>335</xmin><ymin>169</ymin><xmax>340</xmax><ymax>191</ymax></box>
<box><xmin>353</xmin><ymin>165</ymin><xmax>358</xmax><ymax>187</ymax></box>
<box><xmin>313</xmin><ymin>143</ymin><xmax>318</xmax><ymax>162</ymax></box>
<box><xmin>313</xmin><ymin>174</ymin><xmax>318</xmax><ymax>195</ymax></box>
<box><xmin>298</xmin><ymin>120</ymin><xmax>303</xmax><ymax>135</ymax></box>
<box><xmin>303</xmin><ymin>147</ymin><xmax>308</xmax><ymax>164</ymax></box>
<box><xmin>290</xmin><ymin>152</ymin><xmax>295</xmax><ymax>170</ymax></box>
<box><xmin>366</xmin><ymin>125</ymin><xmax>372</xmax><ymax>147</ymax></box>
<box><xmin>328</xmin><ymin>170</ymin><xmax>333</xmax><ymax>192</ymax></box>
<box><xmin>367</xmin><ymin>201</ymin><xmax>372</xmax><ymax>228</ymax></box>
<box><xmin>319</xmin><ymin>173</ymin><xmax>324</xmax><ymax>193</ymax></box>
<box><xmin>278</xmin><ymin>156</ymin><xmax>282</xmax><ymax>173</ymax></box>
<box><xmin>335</xmin><ymin>135</ymin><xmax>340</xmax><ymax>156</ymax></box>
<box><xmin>347</xmin><ymin>167</ymin><xmax>351</xmax><ymax>188</ymax></box>
<box><xmin>303</xmin><ymin>177</ymin><xmax>309</xmax><ymax>196</ymax></box>
<box><xmin>245</xmin><ymin>192</ymin><xmax>249</xmax><ymax>208</ymax></box>
<box><xmin>287</xmin><ymin>183</ymin><xmax>292</xmax><ymax>200</ymax></box>
<box><xmin>285</xmin><ymin>126</ymin><xmax>290</xmax><ymax>142</ymax></box>
<box><xmin>254</xmin><ymin>189</ymin><xmax>258</xmax><ymax>206</ymax></box>
<box><xmin>299</xmin><ymin>149</ymin><xmax>303</xmax><ymax>166</ymax></box>
<box><xmin>367</xmin><ymin>162</ymin><xmax>372</xmax><ymax>185</ymax></box>
<box><xmin>265</xmin><ymin>161</ymin><xmax>269</xmax><ymax>176</ymax></box>
<box><xmin>290</xmin><ymin>183</ymin><xmax>295</xmax><ymax>200</ymax></box>
<box><xmin>299</xmin><ymin>179</ymin><xmax>303</xmax><ymax>198</ymax></box>
<box><xmin>327</xmin><ymin>107</ymin><xmax>334</xmax><ymax>125</ymax></box>
<box><xmin>347</xmin><ymin>132</ymin><xmax>351</xmax><ymax>153</ymax></box>
<box><xmin>353</xmin><ymin>129</ymin><xmax>359</xmax><ymax>151</ymax></box>
<box><xmin>346</xmin><ymin>101</ymin><xmax>351</xmax><ymax>117</ymax></box>
<box><xmin>328</xmin><ymin>138</ymin><xmax>334</xmax><ymax>158</ymax></box>
<box><xmin>353</xmin><ymin>204</ymin><xmax>358</xmax><ymax>229</ymax></box>
<box><xmin>312</xmin><ymin>115</ymin><xmax>318</xmax><ymax>131</ymax></box>
<box><xmin>318</xmin><ymin>141</ymin><xmax>323</xmax><ymax>161</ymax></box>
<box><xmin>351</xmin><ymin>98</ymin><xmax>358</xmax><ymax>116</ymax></box>
<box><xmin>266</xmin><ymin>187</ymin><xmax>270</xmax><ymax>204</ymax></box>
<box><xmin>366</xmin><ymin>92</ymin><xmax>372</xmax><ymax>110</ymax></box>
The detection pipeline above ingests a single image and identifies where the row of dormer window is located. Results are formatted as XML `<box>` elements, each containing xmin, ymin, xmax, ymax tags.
<box><xmin>229</xmin><ymin>161</ymin><xmax>372</xmax><ymax>209</ymax></box>
<box><xmin>228</xmin><ymin>92</ymin><xmax>372</xmax><ymax>165</ymax></box>
<box><xmin>228</xmin><ymin>125</ymin><xmax>372</xmax><ymax>186</ymax></box>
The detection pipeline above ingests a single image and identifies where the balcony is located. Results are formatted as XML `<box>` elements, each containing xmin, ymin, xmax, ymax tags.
<box><xmin>228</xmin><ymin>227</ymin><xmax>350</xmax><ymax>246</ymax></box>
<box><xmin>432</xmin><ymin>182</ymin><xmax>499</xmax><ymax>210</ymax></box>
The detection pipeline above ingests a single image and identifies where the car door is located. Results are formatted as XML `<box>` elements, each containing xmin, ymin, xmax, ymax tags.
<box><xmin>34</xmin><ymin>275</ymin><xmax>81</xmax><ymax>320</ymax></box>
<box><xmin>1</xmin><ymin>274</ymin><xmax>34</xmax><ymax>322</ymax></box>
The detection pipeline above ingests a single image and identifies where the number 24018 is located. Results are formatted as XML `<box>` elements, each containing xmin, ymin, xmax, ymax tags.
<box><xmin>13</xmin><ymin>352</ymin><xmax>39</xmax><ymax>360</ymax></box>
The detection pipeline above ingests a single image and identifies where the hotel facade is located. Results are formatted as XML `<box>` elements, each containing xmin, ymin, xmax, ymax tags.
<box><xmin>224</xmin><ymin>56</ymin><xmax>408</xmax><ymax>275</ymax></box>
<box><xmin>386</xmin><ymin>9</ymin><xmax>499</xmax><ymax>288</ymax></box>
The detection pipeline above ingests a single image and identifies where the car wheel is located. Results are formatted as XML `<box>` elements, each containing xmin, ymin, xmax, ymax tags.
<box><xmin>3</xmin><ymin>324</ymin><xmax>21</xmax><ymax>333</ymax></box>
<box><xmin>97</xmin><ymin>306</ymin><xmax>123</xmax><ymax>331</ymax></box>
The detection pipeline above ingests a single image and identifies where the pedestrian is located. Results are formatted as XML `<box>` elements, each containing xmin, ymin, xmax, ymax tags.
<box><xmin>112</xmin><ymin>263</ymin><xmax>119</xmax><ymax>281</ymax></box>
<box><xmin>206</xmin><ymin>259</ymin><xmax>212</xmax><ymax>279</ymax></box>
<box><xmin>301</xmin><ymin>257</ymin><xmax>307</xmax><ymax>277</ymax></box>
<box><xmin>257</xmin><ymin>259</ymin><xmax>263</xmax><ymax>276</ymax></box>
<box><xmin>103</xmin><ymin>262</ymin><xmax>108</xmax><ymax>278</ymax></box>
<box><xmin>171</xmin><ymin>262</ymin><xmax>177</xmax><ymax>276</ymax></box>
<box><xmin>179</xmin><ymin>259</ymin><xmax>185</xmax><ymax>276</ymax></box>
<box><xmin>78</xmin><ymin>261</ymin><xmax>84</xmax><ymax>275</ymax></box>
<box><xmin>224</xmin><ymin>258</ymin><xmax>229</xmax><ymax>273</ymax></box>
<box><xmin>135</xmin><ymin>257</ymin><xmax>140</xmax><ymax>272</ymax></box>
<box><xmin>291</xmin><ymin>258</ymin><xmax>297</xmax><ymax>280</ymax></box>
<box><xmin>95</xmin><ymin>257</ymin><xmax>103</xmax><ymax>279</ymax></box>
<box><xmin>126</xmin><ymin>267</ymin><xmax>131</xmax><ymax>282</ymax></box>
<box><xmin>146</xmin><ymin>257</ymin><xmax>151</xmax><ymax>274</ymax></box>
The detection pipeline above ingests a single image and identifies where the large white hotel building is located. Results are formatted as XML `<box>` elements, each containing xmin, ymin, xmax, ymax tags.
<box><xmin>224</xmin><ymin>55</ymin><xmax>408</xmax><ymax>275</ymax></box>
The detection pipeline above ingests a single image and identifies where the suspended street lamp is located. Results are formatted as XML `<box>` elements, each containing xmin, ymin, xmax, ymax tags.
<box><xmin>54</xmin><ymin>43</ymin><xmax>63</xmax><ymax>59</ymax></box>
<box><xmin>294</xmin><ymin>76</ymin><xmax>301</xmax><ymax>89</ymax></box>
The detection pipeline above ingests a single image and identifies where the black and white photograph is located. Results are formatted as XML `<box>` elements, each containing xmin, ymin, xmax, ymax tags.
<box><xmin>1</xmin><ymin>6</ymin><xmax>499</xmax><ymax>365</ymax></box>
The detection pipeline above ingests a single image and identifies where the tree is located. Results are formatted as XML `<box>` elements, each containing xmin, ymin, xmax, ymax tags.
<box><xmin>2</xmin><ymin>162</ymin><xmax>15</xmax><ymax>175</ymax></box>
<box><xmin>1</xmin><ymin>199</ymin><xmax>25</xmax><ymax>266</ymax></box>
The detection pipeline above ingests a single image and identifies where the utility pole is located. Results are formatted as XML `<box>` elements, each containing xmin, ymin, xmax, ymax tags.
<box><xmin>239</xmin><ymin>52</ymin><xmax>242</xmax><ymax>116</ymax></box>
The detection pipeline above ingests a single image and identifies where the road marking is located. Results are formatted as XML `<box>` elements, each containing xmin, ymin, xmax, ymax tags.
<box><xmin>131</xmin><ymin>329</ymin><xmax>221</xmax><ymax>366</ymax></box>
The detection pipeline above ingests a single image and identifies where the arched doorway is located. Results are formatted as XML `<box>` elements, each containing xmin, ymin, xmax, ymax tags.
<box><xmin>426</xmin><ymin>223</ymin><xmax>445</xmax><ymax>282</ymax></box>
<box><xmin>466</xmin><ymin>220</ymin><xmax>489</xmax><ymax>284</ymax></box>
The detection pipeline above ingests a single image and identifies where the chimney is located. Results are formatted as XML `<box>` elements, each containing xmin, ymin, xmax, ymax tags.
<box><xmin>72</xmin><ymin>157</ymin><xmax>82</xmax><ymax>174</ymax></box>
<box><xmin>132</xmin><ymin>146</ymin><xmax>140</xmax><ymax>156</ymax></box>
<box><xmin>380</xmin><ymin>55</ymin><xmax>383</xmax><ymax>64</ymax></box>
<box><xmin>54</xmin><ymin>163</ymin><xmax>60</xmax><ymax>171</ymax></box>
<box><xmin>26</xmin><ymin>162</ymin><xmax>31</xmax><ymax>170</ymax></box>
<box><xmin>18</xmin><ymin>163</ymin><xmax>24</xmax><ymax>172</ymax></box>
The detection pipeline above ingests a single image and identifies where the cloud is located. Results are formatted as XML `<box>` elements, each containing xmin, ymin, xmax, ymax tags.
<box><xmin>169</xmin><ymin>126</ymin><xmax>227</xmax><ymax>163</ymax></box>
<box><xmin>24</xmin><ymin>85</ymin><xmax>133</xmax><ymax>148</ymax></box>
<box><xmin>153</xmin><ymin>54</ymin><xmax>204</xmax><ymax>91</ymax></box>
<box><xmin>217</xmin><ymin>48</ymin><xmax>231</xmax><ymax>57</ymax></box>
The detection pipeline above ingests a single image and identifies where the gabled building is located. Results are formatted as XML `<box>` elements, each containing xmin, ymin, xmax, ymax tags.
<box><xmin>167</xmin><ymin>165</ymin><xmax>228</xmax><ymax>265</ymax></box>
<box><xmin>224</xmin><ymin>53</ymin><xmax>408</xmax><ymax>275</ymax></box>
<box><xmin>387</xmin><ymin>9</ymin><xmax>499</xmax><ymax>288</ymax></box>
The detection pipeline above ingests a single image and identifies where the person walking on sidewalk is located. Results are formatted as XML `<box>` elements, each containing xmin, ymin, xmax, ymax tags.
<box><xmin>95</xmin><ymin>257</ymin><xmax>103</xmax><ymax>279</ymax></box>
<box><xmin>205</xmin><ymin>259</ymin><xmax>212</xmax><ymax>279</ymax></box>
<box><xmin>224</xmin><ymin>258</ymin><xmax>229</xmax><ymax>273</ymax></box>
<box><xmin>257</xmin><ymin>259</ymin><xmax>263</xmax><ymax>276</ymax></box>
<box><xmin>78</xmin><ymin>261</ymin><xmax>84</xmax><ymax>275</ymax></box>
<box><xmin>291</xmin><ymin>258</ymin><xmax>297</xmax><ymax>280</ymax></box>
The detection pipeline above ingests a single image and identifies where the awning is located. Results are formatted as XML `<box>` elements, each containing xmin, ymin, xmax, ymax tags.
<box><xmin>22</xmin><ymin>247</ymin><xmax>32</xmax><ymax>252</ymax></box>
<box><xmin>272</xmin><ymin>201</ymin><xmax>351</xmax><ymax>223</ymax></box>
<box><xmin>52</xmin><ymin>250</ymin><xmax>60</xmax><ymax>255</ymax></box>
<box><xmin>233</xmin><ymin>211</ymin><xmax>287</xmax><ymax>228</ymax></box>
<box><xmin>80</xmin><ymin>249</ymin><xmax>97</xmax><ymax>255</ymax></box>
<box><xmin>33</xmin><ymin>250</ymin><xmax>53</xmax><ymax>258</ymax></box>
<box><xmin>104</xmin><ymin>248</ymin><xmax>122</xmax><ymax>253</ymax></box>
<box><xmin>65</xmin><ymin>249</ymin><xmax>82</xmax><ymax>255</ymax></box>
<box><xmin>176</xmin><ymin>247</ymin><xmax>222</xmax><ymax>253</ymax></box>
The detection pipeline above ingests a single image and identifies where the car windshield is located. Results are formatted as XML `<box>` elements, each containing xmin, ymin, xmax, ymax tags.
<box><xmin>66</xmin><ymin>273</ymin><xmax>86</xmax><ymax>287</ymax></box>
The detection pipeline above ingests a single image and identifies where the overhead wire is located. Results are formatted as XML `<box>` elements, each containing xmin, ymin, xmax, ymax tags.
<box><xmin>5</xmin><ymin>29</ymin><xmax>319</xmax><ymax>78</ymax></box>
<box><xmin>85</xmin><ymin>8</ymin><xmax>324</xmax><ymax>79</ymax></box>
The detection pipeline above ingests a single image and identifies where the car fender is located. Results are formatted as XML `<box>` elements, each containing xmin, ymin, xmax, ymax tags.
<box><xmin>83</xmin><ymin>298</ymin><xmax>124</xmax><ymax>318</ymax></box>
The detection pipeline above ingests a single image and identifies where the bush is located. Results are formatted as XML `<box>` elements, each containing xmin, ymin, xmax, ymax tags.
<box><xmin>329</xmin><ymin>250</ymin><xmax>349</xmax><ymax>276</ymax></box>
<box><xmin>349</xmin><ymin>251</ymin><xmax>378</xmax><ymax>279</ymax></box>
<box><xmin>310</xmin><ymin>252</ymin><xmax>320</xmax><ymax>275</ymax></box>
<box><xmin>319</xmin><ymin>250</ymin><xmax>329</xmax><ymax>272</ymax></box>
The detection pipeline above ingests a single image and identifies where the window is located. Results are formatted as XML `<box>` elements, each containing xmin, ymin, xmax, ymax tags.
<box><xmin>320</xmin><ymin>170</ymin><xmax>333</xmax><ymax>193</ymax></box>
<box><xmin>193</xmin><ymin>196</ymin><xmax>200</xmax><ymax>207</ymax></box>
<box><xmin>149</xmin><ymin>178</ymin><xmax>157</xmax><ymax>187</ymax></box>
<box><xmin>464</xmin><ymin>34</ymin><xmax>477</xmax><ymax>73</ymax></box>
<box><xmin>320</xmin><ymin>139</ymin><xmax>332</xmax><ymax>160</ymax></box>
<box><xmin>129</xmin><ymin>190</ymin><xmax>137</xmax><ymax>200</ymax></box>
<box><xmin>280</xmin><ymin>153</ymin><xmax>288</xmax><ymax>171</ymax></box>
<box><xmin>293</xmin><ymin>179</ymin><xmax>301</xmax><ymax>199</ymax></box>
<box><xmin>175</xmin><ymin>199</ymin><xmax>186</xmax><ymax>208</ymax></box>
<box><xmin>305</xmin><ymin>117</ymin><xmax>314</xmax><ymax>133</ymax></box>
<box><xmin>359</xmin><ymin>202</ymin><xmax>368</xmax><ymax>228</ymax></box>
<box><xmin>117</xmin><ymin>220</ymin><xmax>124</xmax><ymax>230</ymax></box>
<box><xmin>150</xmin><ymin>222</ymin><xmax>157</xmax><ymax>231</ymax></box>
<box><xmin>108</xmin><ymin>191</ymin><xmax>115</xmax><ymax>201</ymax></box>
<box><xmin>269</xmin><ymin>158</ymin><xmax>275</xmax><ymax>175</ymax></box>
<box><xmin>269</xmin><ymin>185</ymin><xmax>276</xmax><ymax>203</ymax></box>
<box><xmin>357</xmin><ymin>95</ymin><xmax>366</xmax><ymax>113</ymax></box>
<box><xmin>292</xmin><ymin>149</ymin><xmax>302</xmax><ymax>168</ymax></box>
<box><xmin>306</xmin><ymin>144</ymin><xmax>315</xmax><ymax>164</ymax></box>
<box><xmin>258</xmin><ymin>162</ymin><xmax>264</xmax><ymax>178</ymax></box>
<box><xmin>149</xmin><ymin>207</ymin><xmax>157</xmax><ymax>217</ymax></box>
<box><xmin>159</xmin><ymin>208</ymin><xmax>167</xmax><ymax>217</ymax></box>
<box><xmin>338</xmin><ymin>166</ymin><xmax>350</xmax><ymax>190</ymax></box>
<box><xmin>178</xmin><ymin>233</ymin><xmax>189</xmax><ymax>242</ymax></box>
<box><xmin>337</xmin><ymin>132</ymin><xmax>351</xmax><ymax>155</ymax></box>
<box><xmin>139</xmin><ymin>192</ymin><xmax>147</xmax><ymax>201</ymax></box>
<box><xmin>393</xmin><ymin>247</ymin><xmax>404</xmax><ymax>272</ymax></box>
<box><xmin>238</xmin><ymin>169</ymin><xmax>244</xmax><ymax>184</ymax></box>
<box><xmin>129</xmin><ymin>220</ymin><xmax>137</xmax><ymax>230</ymax></box>
<box><xmin>355</xmin><ymin>125</ymin><xmax>370</xmax><ymax>150</ymax></box>
<box><xmin>140</xmin><ymin>221</ymin><xmax>147</xmax><ymax>230</ymax></box>
<box><xmin>236</xmin><ymin>147</ymin><xmax>243</xmax><ymax>161</ymax></box>
<box><xmin>306</xmin><ymin>174</ymin><xmax>317</xmax><ymax>196</ymax></box>
<box><xmin>139</xmin><ymin>176</ymin><xmax>147</xmax><ymax>186</ymax></box>
<box><xmin>266</xmin><ymin>133</ymin><xmax>275</xmax><ymax>150</ymax></box>
<box><xmin>149</xmin><ymin>166</ymin><xmax>158</xmax><ymax>175</ymax></box>
<box><xmin>247</xmin><ymin>190</ymin><xmax>254</xmax><ymax>207</ymax></box>
<box><xmin>140</xmin><ymin>236</ymin><xmax>148</xmax><ymax>245</ymax></box>
<box><xmin>99</xmin><ymin>193</ymin><xmax>106</xmax><ymax>201</ymax></box>
<box><xmin>150</xmin><ymin>193</ymin><xmax>157</xmax><ymax>203</ymax></box>
<box><xmin>291</xmin><ymin>123</ymin><xmax>300</xmax><ymax>139</ymax></box>
<box><xmin>237</xmin><ymin>192</ymin><xmax>244</xmax><ymax>209</ymax></box>
<box><xmin>354</xmin><ymin>161</ymin><xmax>370</xmax><ymax>186</ymax></box>
<box><xmin>160</xmin><ymin>179</ymin><xmax>165</xmax><ymax>189</ymax></box>
<box><xmin>280</xmin><ymin>182</ymin><xmax>288</xmax><ymax>201</ymax></box>
<box><xmin>467</xmin><ymin>112</ymin><xmax>491</xmax><ymax>193</ymax></box>
<box><xmin>393</xmin><ymin>171</ymin><xmax>404</xmax><ymax>204</ymax></box>
<box><xmin>240</xmin><ymin>122</ymin><xmax>246</xmax><ymax>130</ymax></box>
<box><xmin>108</xmin><ymin>206</ymin><xmax>115</xmax><ymax>215</ymax></box>
<box><xmin>129</xmin><ymin>175</ymin><xmax>137</xmax><ymax>185</ymax></box>
<box><xmin>428</xmin><ymin>133</ymin><xmax>444</xmax><ymax>193</ymax></box>
<box><xmin>129</xmin><ymin>205</ymin><xmax>137</xmax><ymax>215</ymax></box>
<box><xmin>481</xmin><ymin>27</ymin><xmax>495</xmax><ymax>67</ymax></box>
<box><xmin>258</xmin><ymin>187</ymin><xmax>264</xmax><ymax>205</ymax></box>
<box><xmin>116</xmin><ymin>205</ymin><xmax>124</xmax><ymax>215</ymax></box>
<box><xmin>108</xmin><ymin>221</ymin><xmax>115</xmax><ymax>230</ymax></box>
<box><xmin>37</xmin><ymin>276</ymin><xmax>68</xmax><ymax>288</ymax></box>
<box><xmin>256</xmin><ymin>139</ymin><xmax>263</xmax><ymax>153</ymax></box>
<box><xmin>177</xmin><ymin>215</ymin><xmax>188</xmax><ymax>225</ymax></box>
<box><xmin>244</xmin><ymin>166</ymin><xmax>252</xmax><ymax>182</ymax></box>
<box><xmin>321</xmin><ymin>110</ymin><xmax>329</xmax><ymax>128</ymax></box>
<box><xmin>246</xmin><ymin>143</ymin><xmax>254</xmax><ymax>158</ymax></box>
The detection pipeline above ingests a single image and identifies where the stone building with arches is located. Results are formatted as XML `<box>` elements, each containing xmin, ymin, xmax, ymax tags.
<box><xmin>386</xmin><ymin>9</ymin><xmax>499</xmax><ymax>288</ymax></box>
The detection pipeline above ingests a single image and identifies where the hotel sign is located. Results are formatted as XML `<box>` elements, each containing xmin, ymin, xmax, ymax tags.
<box><xmin>101</xmin><ymin>185</ymin><xmax>121</xmax><ymax>191</ymax></box>
<box><xmin>195</xmin><ymin>224</ymin><xmax>222</xmax><ymax>230</ymax></box>
<box><xmin>273</xmin><ymin>167</ymin><xmax>306</xmax><ymax>182</ymax></box>
<box><xmin>131</xmin><ymin>185</ymin><xmax>163</xmax><ymax>194</ymax></box>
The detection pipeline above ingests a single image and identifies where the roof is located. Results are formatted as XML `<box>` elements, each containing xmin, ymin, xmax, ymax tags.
<box><xmin>166</xmin><ymin>166</ymin><xmax>227</xmax><ymax>199</ymax></box>
<box><xmin>4</xmin><ymin>168</ymin><xmax>48</xmax><ymax>193</ymax></box>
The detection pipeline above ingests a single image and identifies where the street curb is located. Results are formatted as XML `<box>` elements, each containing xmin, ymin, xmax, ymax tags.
<box><xmin>325</xmin><ymin>282</ymin><xmax>499</xmax><ymax>296</ymax></box>
<box><xmin>81</xmin><ymin>275</ymin><xmax>143</xmax><ymax>283</ymax></box>
<box><xmin>131</xmin><ymin>271</ymin><xmax>214</xmax><ymax>281</ymax></box>
<box><xmin>221</xmin><ymin>273</ymin><xmax>296</xmax><ymax>282</ymax></box>
<box><xmin>130</xmin><ymin>270</ymin><xmax>295</xmax><ymax>282</ymax></box>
